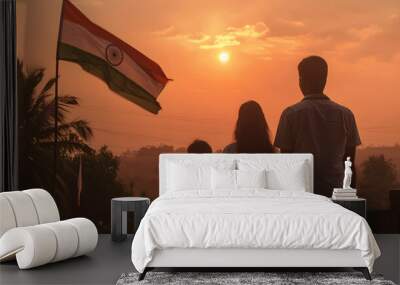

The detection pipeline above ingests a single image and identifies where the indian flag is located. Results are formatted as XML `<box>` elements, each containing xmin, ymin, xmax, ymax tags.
<box><xmin>58</xmin><ymin>0</ymin><xmax>170</xmax><ymax>114</ymax></box>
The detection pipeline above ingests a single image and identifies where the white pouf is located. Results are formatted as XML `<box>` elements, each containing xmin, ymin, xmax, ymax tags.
<box><xmin>0</xmin><ymin>189</ymin><xmax>98</xmax><ymax>269</ymax></box>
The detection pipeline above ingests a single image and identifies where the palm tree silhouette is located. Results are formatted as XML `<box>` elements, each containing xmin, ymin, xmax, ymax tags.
<box><xmin>18</xmin><ymin>60</ymin><xmax>93</xmax><ymax>216</ymax></box>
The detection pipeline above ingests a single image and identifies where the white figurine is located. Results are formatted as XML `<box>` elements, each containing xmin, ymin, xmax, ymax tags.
<box><xmin>343</xmin><ymin>157</ymin><xmax>353</xmax><ymax>189</ymax></box>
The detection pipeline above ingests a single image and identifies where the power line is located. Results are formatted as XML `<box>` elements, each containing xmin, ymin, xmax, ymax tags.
<box><xmin>79</xmin><ymin>105</ymin><xmax>400</xmax><ymax>131</ymax></box>
<box><xmin>80</xmin><ymin>105</ymin><xmax>232</xmax><ymax>124</ymax></box>
<box><xmin>92</xmin><ymin>127</ymin><xmax>177</xmax><ymax>142</ymax></box>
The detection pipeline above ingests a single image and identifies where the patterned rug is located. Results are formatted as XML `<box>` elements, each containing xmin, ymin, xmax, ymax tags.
<box><xmin>116</xmin><ymin>271</ymin><xmax>396</xmax><ymax>285</ymax></box>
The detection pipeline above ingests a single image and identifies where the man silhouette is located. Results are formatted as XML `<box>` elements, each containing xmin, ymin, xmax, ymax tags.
<box><xmin>274</xmin><ymin>56</ymin><xmax>361</xmax><ymax>197</ymax></box>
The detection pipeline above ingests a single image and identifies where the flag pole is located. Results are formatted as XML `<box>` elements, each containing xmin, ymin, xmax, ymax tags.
<box><xmin>77</xmin><ymin>155</ymin><xmax>82</xmax><ymax>207</ymax></box>
<box><xmin>54</xmin><ymin>0</ymin><xmax>65</xmax><ymax>193</ymax></box>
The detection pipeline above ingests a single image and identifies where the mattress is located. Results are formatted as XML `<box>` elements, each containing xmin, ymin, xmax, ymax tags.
<box><xmin>131</xmin><ymin>190</ymin><xmax>380</xmax><ymax>273</ymax></box>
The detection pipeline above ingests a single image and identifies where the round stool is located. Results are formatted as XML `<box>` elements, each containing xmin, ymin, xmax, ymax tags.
<box><xmin>111</xmin><ymin>197</ymin><xmax>150</xmax><ymax>242</ymax></box>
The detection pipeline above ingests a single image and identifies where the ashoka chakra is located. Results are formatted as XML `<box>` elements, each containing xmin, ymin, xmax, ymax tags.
<box><xmin>105</xmin><ymin>44</ymin><xmax>124</xmax><ymax>66</ymax></box>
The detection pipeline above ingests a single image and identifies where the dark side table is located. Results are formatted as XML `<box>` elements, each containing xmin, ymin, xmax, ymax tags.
<box><xmin>111</xmin><ymin>197</ymin><xmax>150</xmax><ymax>242</ymax></box>
<box><xmin>332</xmin><ymin>198</ymin><xmax>366</xmax><ymax>219</ymax></box>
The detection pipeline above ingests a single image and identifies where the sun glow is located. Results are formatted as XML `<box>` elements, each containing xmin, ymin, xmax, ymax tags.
<box><xmin>218</xmin><ymin>51</ymin><xmax>230</xmax><ymax>63</ymax></box>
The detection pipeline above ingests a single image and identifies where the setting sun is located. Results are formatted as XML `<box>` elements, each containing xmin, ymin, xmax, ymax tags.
<box><xmin>218</xmin><ymin>51</ymin><xmax>230</xmax><ymax>63</ymax></box>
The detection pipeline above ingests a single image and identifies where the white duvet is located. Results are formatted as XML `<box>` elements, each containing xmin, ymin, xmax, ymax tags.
<box><xmin>131</xmin><ymin>190</ymin><xmax>380</xmax><ymax>273</ymax></box>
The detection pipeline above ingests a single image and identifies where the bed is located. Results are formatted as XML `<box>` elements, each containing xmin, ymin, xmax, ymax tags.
<box><xmin>131</xmin><ymin>154</ymin><xmax>380</xmax><ymax>280</ymax></box>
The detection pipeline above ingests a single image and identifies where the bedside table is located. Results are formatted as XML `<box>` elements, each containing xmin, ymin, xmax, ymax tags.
<box><xmin>111</xmin><ymin>197</ymin><xmax>150</xmax><ymax>242</ymax></box>
<box><xmin>331</xmin><ymin>198</ymin><xmax>366</xmax><ymax>219</ymax></box>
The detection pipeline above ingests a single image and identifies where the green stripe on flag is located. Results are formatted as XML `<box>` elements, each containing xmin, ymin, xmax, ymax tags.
<box><xmin>58</xmin><ymin>42</ymin><xmax>161</xmax><ymax>114</ymax></box>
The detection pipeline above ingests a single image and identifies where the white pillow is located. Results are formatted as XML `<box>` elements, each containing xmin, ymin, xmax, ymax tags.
<box><xmin>167</xmin><ymin>163</ymin><xmax>211</xmax><ymax>191</ymax></box>
<box><xmin>237</xmin><ymin>169</ymin><xmax>267</xmax><ymax>189</ymax></box>
<box><xmin>211</xmin><ymin>169</ymin><xmax>268</xmax><ymax>190</ymax></box>
<box><xmin>238</xmin><ymin>159</ymin><xmax>308</xmax><ymax>191</ymax></box>
<box><xmin>211</xmin><ymin>168</ymin><xmax>236</xmax><ymax>190</ymax></box>
<box><xmin>266</xmin><ymin>166</ymin><xmax>307</xmax><ymax>191</ymax></box>
<box><xmin>166</xmin><ymin>159</ymin><xmax>236</xmax><ymax>192</ymax></box>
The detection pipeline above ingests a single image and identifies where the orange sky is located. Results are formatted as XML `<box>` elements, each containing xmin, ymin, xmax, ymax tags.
<box><xmin>18</xmin><ymin>0</ymin><xmax>400</xmax><ymax>153</ymax></box>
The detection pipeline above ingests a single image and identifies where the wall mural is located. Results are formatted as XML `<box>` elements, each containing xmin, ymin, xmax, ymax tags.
<box><xmin>17</xmin><ymin>0</ymin><xmax>400</xmax><ymax>233</ymax></box>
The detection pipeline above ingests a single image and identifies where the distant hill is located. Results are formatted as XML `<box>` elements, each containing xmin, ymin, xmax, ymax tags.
<box><xmin>116</xmin><ymin>144</ymin><xmax>400</xmax><ymax>208</ymax></box>
<box><xmin>117</xmin><ymin>145</ymin><xmax>185</xmax><ymax>199</ymax></box>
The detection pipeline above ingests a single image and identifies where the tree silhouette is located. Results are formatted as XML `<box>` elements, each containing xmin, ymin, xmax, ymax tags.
<box><xmin>118</xmin><ymin>145</ymin><xmax>185</xmax><ymax>199</ymax></box>
<box><xmin>359</xmin><ymin>155</ymin><xmax>397</xmax><ymax>209</ymax></box>
<box><xmin>17</xmin><ymin>60</ymin><xmax>93</xmax><ymax>216</ymax></box>
<box><xmin>76</xmin><ymin>146</ymin><xmax>126</xmax><ymax>232</ymax></box>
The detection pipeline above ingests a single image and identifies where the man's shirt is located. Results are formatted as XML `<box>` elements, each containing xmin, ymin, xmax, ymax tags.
<box><xmin>274</xmin><ymin>93</ymin><xmax>361</xmax><ymax>196</ymax></box>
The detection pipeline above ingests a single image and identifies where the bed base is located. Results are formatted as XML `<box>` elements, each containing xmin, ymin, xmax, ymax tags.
<box><xmin>138</xmin><ymin>267</ymin><xmax>371</xmax><ymax>281</ymax></box>
<box><xmin>138</xmin><ymin>248</ymin><xmax>372</xmax><ymax>281</ymax></box>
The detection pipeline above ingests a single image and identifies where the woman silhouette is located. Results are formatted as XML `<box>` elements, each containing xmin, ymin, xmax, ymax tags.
<box><xmin>224</xmin><ymin>100</ymin><xmax>275</xmax><ymax>153</ymax></box>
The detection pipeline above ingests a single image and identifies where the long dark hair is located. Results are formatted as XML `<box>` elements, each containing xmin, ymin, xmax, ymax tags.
<box><xmin>234</xmin><ymin>100</ymin><xmax>275</xmax><ymax>153</ymax></box>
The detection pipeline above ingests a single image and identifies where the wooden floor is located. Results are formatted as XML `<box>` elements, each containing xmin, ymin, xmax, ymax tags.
<box><xmin>0</xmin><ymin>234</ymin><xmax>398</xmax><ymax>284</ymax></box>
<box><xmin>0</xmin><ymin>235</ymin><xmax>134</xmax><ymax>285</ymax></box>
